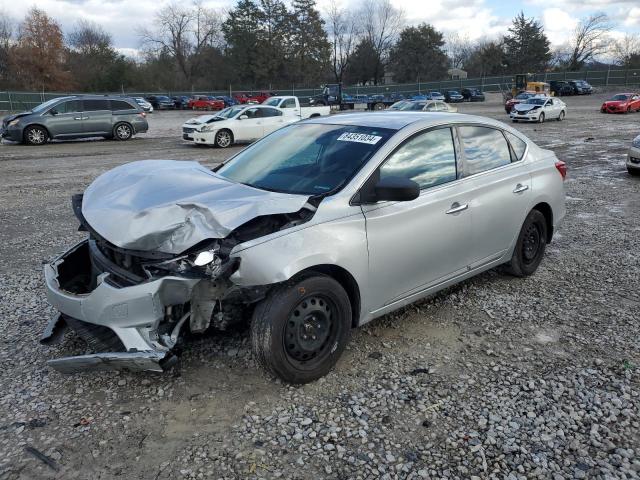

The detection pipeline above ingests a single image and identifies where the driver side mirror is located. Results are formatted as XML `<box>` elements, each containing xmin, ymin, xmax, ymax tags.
<box><xmin>373</xmin><ymin>176</ymin><xmax>420</xmax><ymax>202</ymax></box>
<box><xmin>49</xmin><ymin>108</ymin><xmax>58</xmax><ymax>116</ymax></box>
<box><xmin>238</xmin><ymin>114</ymin><xmax>248</xmax><ymax>120</ymax></box>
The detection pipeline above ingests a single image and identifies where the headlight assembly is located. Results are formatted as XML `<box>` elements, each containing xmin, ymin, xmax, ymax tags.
<box><xmin>201</xmin><ymin>125</ymin><xmax>217</xmax><ymax>133</ymax></box>
<box><xmin>144</xmin><ymin>246</ymin><xmax>222</xmax><ymax>279</ymax></box>
<box><xmin>8</xmin><ymin>119</ymin><xmax>20</xmax><ymax>127</ymax></box>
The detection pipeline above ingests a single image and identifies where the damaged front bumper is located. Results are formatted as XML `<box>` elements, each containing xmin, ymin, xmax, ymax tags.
<box><xmin>43</xmin><ymin>240</ymin><xmax>200</xmax><ymax>373</ymax></box>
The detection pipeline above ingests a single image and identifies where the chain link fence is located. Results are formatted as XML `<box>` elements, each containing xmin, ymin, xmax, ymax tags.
<box><xmin>2</xmin><ymin>69</ymin><xmax>640</xmax><ymax>113</ymax></box>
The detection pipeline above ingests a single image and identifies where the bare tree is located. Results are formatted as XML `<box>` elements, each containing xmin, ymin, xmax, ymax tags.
<box><xmin>141</xmin><ymin>2</ymin><xmax>224</xmax><ymax>83</ymax></box>
<box><xmin>326</xmin><ymin>0</ymin><xmax>359</xmax><ymax>83</ymax></box>
<box><xmin>563</xmin><ymin>13</ymin><xmax>612</xmax><ymax>70</ymax></box>
<box><xmin>612</xmin><ymin>33</ymin><xmax>640</xmax><ymax>68</ymax></box>
<box><xmin>68</xmin><ymin>20</ymin><xmax>112</xmax><ymax>54</ymax></box>
<box><xmin>0</xmin><ymin>14</ymin><xmax>13</xmax><ymax>86</ymax></box>
<box><xmin>445</xmin><ymin>32</ymin><xmax>473</xmax><ymax>70</ymax></box>
<box><xmin>359</xmin><ymin>0</ymin><xmax>404</xmax><ymax>84</ymax></box>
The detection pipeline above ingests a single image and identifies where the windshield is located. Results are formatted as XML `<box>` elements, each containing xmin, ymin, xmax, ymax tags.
<box><xmin>217</xmin><ymin>123</ymin><xmax>394</xmax><ymax>195</ymax></box>
<box><xmin>398</xmin><ymin>101</ymin><xmax>425</xmax><ymax>111</ymax></box>
<box><xmin>215</xmin><ymin>106</ymin><xmax>245</xmax><ymax>119</ymax></box>
<box><xmin>32</xmin><ymin>98</ymin><xmax>67</xmax><ymax>113</ymax></box>
<box><xmin>611</xmin><ymin>94</ymin><xmax>629</xmax><ymax>101</ymax></box>
<box><xmin>448</xmin><ymin>91</ymin><xmax>459</xmax><ymax>95</ymax></box>
<box><xmin>515</xmin><ymin>93</ymin><xmax>533</xmax><ymax>100</ymax></box>
<box><xmin>263</xmin><ymin>97</ymin><xmax>281</xmax><ymax>106</ymax></box>
<box><xmin>389</xmin><ymin>101</ymin><xmax>409</xmax><ymax>109</ymax></box>
<box><xmin>526</xmin><ymin>98</ymin><xmax>547</xmax><ymax>106</ymax></box>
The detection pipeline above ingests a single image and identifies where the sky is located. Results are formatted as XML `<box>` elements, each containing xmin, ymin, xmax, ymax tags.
<box><xmin>0</xmin><ymin>0</ymin><xmax>639</xmax><ymax>56</ymax></box>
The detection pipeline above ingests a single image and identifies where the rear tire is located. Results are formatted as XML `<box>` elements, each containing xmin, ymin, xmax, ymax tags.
<box><xmin>505</xmin><ymin>210</ymin><xmax>548</xmax><ymax>277</ymax></box>
<box><xmin>113</xmin><ymin>122</ymin><xmax>133</xmax><ymax>141</ymax></box>
<box><xmin>251</xmin><ymin>273</ymin><xmax>352</xmax><ymax>384</ymax></box>
<box><xmin>557</xmin><ymin>110</ymin><xmax>565</xmax><ymax>121</ymax></box>
<box><xmin>23</xmin><ymin>125</ymin><xmax>49</xmax><ymax>145</ymax></box>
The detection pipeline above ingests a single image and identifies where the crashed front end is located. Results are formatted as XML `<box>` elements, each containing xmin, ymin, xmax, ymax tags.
<box><xmin>42</xmin><ymin>160</ymin><xmax>314</xmax><ymax>374</ymax></box>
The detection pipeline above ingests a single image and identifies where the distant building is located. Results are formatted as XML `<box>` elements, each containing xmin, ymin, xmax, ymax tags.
<box><xmin>448</xmin><ymin>68</ymin><xmax>468</xmax><ymax>80</ymax></box>
<box><xmin>382</xmin><ymin>70</ymin><xmax>395</xmax><ymax>85</ymax></box>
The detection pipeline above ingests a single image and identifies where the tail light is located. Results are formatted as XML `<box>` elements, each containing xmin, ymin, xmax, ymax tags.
<box><xmin>555</xmin><ymin>160</ymin><xmax>567</xmax><ymax>180</ymax></box>
<box><xmin>139</xmin><ymin>112</ymin><xmax>146</xmax><ymax>118</ymax></box>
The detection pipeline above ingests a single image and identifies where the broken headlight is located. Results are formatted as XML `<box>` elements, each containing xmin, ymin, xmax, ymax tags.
<box><xmin>144</xmin><ymin>247</ymin><xmax>222</xmax><ymax>279</ymax></box>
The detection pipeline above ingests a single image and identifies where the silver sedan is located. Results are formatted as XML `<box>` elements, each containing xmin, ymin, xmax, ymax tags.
<box><xmin>43</xmin><ymin>112</ymin><xmax>566</xmax><ymax>383</ymax></box>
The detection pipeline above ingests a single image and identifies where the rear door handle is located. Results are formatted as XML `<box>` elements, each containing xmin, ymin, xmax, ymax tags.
<box><xmin>513</xmin><ymin>183</ymin><xmax>529</xmax><ymax>194</ymax></box>
<box><xmin>446</xmin><ymin>202</ymin><xmax>468</xmax><ymax>214</ymax></box>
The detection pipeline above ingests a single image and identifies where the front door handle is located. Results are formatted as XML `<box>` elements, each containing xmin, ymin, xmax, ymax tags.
<box><xmin>513</xmin><ymin>183</ymin><xmax>529</xmax><ymax>194</ymax></box>
<box><xmin>74</xmin><ymin>117</ymin><xmax>82</xmax><ymax>120</ymax></box>
<box><xmin>446</xmin><ymin>202</ymin><xmax>468</xmax><ymax>214</ymax></box>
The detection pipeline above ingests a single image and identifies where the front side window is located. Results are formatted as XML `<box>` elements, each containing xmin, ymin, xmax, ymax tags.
<box><xmin>380</xmin><ymin>127</ymin><xmax>457</xmax><ymax>189</ymax></box>
<box><xmin>83</xmin><ymin>100</ymin><xmax>110</xmax><ymax>111</ymax></box>
<box><xmin>218</xmin><ymin>123</ymin><xmax>394</xmax><ymax>195</ymax></box>
<box><xmin>53</xmin><ymin>100</ymin><xmax>81</xmax><ymax>114</ymax></box>
<box><xmin>459</xmin><ymin>126</ymin><xmax>512</xmax><ymax>176</ymax></box>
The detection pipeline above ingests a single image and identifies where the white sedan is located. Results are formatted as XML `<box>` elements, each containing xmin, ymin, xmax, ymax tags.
<box><xmin>510</xmin><ymin>97</ymin><xmax>566</xmax><ymax>123</ymax></box>
<box><xmin>184</xmin><ymin>105</ymin><xmax>297</xmax><ymax>148</ymax></box>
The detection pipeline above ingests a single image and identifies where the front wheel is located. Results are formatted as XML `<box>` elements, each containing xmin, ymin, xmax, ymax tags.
<box><xmin>214</xmin><ymin>129</ymin><xmax>233</xmax><ymax>148</ymax></box>
<box><xmin>251</xmin><ymin>273</ymin><xmax>352</xmax><ymax>384</ymax></box>
<box><xmin>538</xmin><ymin>112</ymin><xmax>545</xmax><ymax>123</ymax></box>
<box><xmin>23</xmin><ymin>125</ymin><xmax>49</xmax><ymax>145</ymax></box>
<box><xmin>628</xmin><ymin>167</ymin><xmax>640</xmax><ymax>176</ymax></box>
<box><xmin>505</xmin><ymin>210</ymin><xmax>548</xmax><ymax>277</ymax></box>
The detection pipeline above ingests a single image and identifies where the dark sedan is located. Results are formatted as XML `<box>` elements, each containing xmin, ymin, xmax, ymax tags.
<box><xmin>461</xmin><ymin>88</ymin><xmax>485</xmax><ymax>102</ymax></box>
<box><xmin>145</xmin><ymin>96</ymin><xmax>175</xmax><ymax>110</ymax></box>
<box><xmin>444</xmin><ymin>91</ymin><xmax>464</xmax><ymax>103</ymax></box>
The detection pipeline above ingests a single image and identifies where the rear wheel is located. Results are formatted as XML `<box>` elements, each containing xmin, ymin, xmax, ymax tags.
<box><xmin>374</xmin><ymin>102</ymin><xmax>385</xmax><ymax>111</ymax></box>
<box><xmin>23</xmin><ymin>125</ymin><xmax>49</xmax><ymax>145</ymax></box>
<box><xmin>214</xmin><ymin>129</ymin><xmax>233</xmax><ymax>148</ymax></box>
<box><xmin>557</xmin><ymin>110</ymin><xmax>565</xmax><ymax>121</ymax></box>
<box><xmin>505</xmin><ymin>210</ymin><xmax>548</xmax><ymax>277</ymax></box>
<box><xmin>251</xmin><ymin>273</ymin><xmax>352</xmax><ymax>384</ymax></box>
<box><xmin>113</xmin><ymin>123</ymin><xmax>133</xmax><ymax>141</ymax></box>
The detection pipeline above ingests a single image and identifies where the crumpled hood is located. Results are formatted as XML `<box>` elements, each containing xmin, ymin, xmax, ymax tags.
<box><xmin>82</xmin><ymin>160</ymin><xmax>310</xmax><ymax>254</ymax></box>
<box><xmin>514</xmin><ymin>103</ymin><xmax>538</xmax><ymax>112</ymax></box>
<box><xmin>2</xmin><ymin>111</ymin><xmax>32</xmax><ymax>125</ymax></box>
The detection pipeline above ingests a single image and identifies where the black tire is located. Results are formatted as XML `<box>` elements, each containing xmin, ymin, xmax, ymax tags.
<box><xmin>374</xmin><ymin>102</ymin><xmax>385</xmax><ymax>111</ymax></box>
<box><xmin>557</xmin><ymin>110</ymin><xmax>565</xmax><ymax>121</ymax></box>
<box><xmin>251</xmin><ymin>273</ymin><xmax>352</xmax><ymax>384</ymax></box>
<box><xmin>538</xmin><ymin>112</ymin><xmax>545</xmax><ymax>123</ymax></box>
<box><xmin>505</xmin><ymin>210</ymin><xmax>548</xmax><ymax>277</ymax></box>
<box><xmin>23</xmin><ymin>125</ymin><xmax>49</xmax><ymax>145</ymax></box>
<box><xmin>214</xmin><ymin>129</ymin><xmax>233</xmax><ymax>148</ymax></box>
<box><xmin>113</xmin><ymin>122</ymin><xmax>133</xmax><ymax>141</ymax></box>
<box><xmin>628</xmin><ymin>167</ymin><xmax>640</xmax><ymax>176</ymax></box>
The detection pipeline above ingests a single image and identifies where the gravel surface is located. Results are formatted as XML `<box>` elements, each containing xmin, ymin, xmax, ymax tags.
<box><xmin>0</xmin><ymin>93</ymin><xmax>639</xmax><ymax>479</ymax></box>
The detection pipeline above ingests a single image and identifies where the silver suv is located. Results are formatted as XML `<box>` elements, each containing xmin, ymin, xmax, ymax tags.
<box><xmin>1</xmin><ymin>95</ymin><xmax>148</xmax><ymax>145</ymax></box>
<box><xmin>42</xmin><ymin>113</ymin><xmax>566</xmax><ymax>383</ymax></box>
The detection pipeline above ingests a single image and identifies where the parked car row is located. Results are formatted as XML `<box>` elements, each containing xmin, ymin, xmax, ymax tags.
<box><xmin>549</xmin><ymin>80</ymin><xmax>594</xmax><ymax>96</ymax></box>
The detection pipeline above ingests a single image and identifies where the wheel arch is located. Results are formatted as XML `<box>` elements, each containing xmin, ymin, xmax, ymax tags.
<box><xmin>291</xmin><ymin>264</ymin><xmax>361</xmax><ymax>328</ymax></box>
<box><xmin>531</xmin><ymin>202</ymin><xmax>553</xmax><ymax>243</ymax></box>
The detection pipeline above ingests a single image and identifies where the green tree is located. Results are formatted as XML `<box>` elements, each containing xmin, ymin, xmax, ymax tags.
<box><xmin>390</xmin><ymin>23</ymin><xmax>448</xmax><ymax>83</ymax></box>
<box><xmin>464</xmin><ymin>40</ymin><xmax>506</xmax><ymax>77</ymax></box>
<box><xmin>287</xmin><ymin>0</ymin><xmax>330</xmax><ymax>86</ymax></box>
<box><xmin>344</xmin><ymin>38</ymin><xmax>378</xmax><ymax>85</ymax></box>
<box><xmin>503</xmin><ymin>12</ymin><xmax>551</xmax><ymax>73</ymax></box>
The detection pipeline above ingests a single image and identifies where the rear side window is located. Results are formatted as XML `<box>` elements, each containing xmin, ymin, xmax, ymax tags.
<box><xmin>111</xmin><ymin>100</ymin><xmax>135</xmax><ymax>111</ymax></box>
<box><xmin>505</xmin><ymin>131</ymin><xmax>527</xmax><ymax>161</ymax></box>
<box><xmin>281</xmin><ymin>98</ymin><xmax>296</xmax><ymax>108</ymax></box>
<box><xmin>459</xmin><ymin>126</ymin><xmax>512</xmax><ymax>176</ymax></box>
<box><xmin>83</xmin><ymin>99</ymin><xmax>110</xmax><ymax>111</ymax></box>
<box><xmin>380</xmin><ymin>127</ymin><xmax>457</xmax><ymax>189</ymax></box>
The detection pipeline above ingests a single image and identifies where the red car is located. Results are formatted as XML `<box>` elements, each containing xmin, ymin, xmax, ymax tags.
<box><xmin>187</xmin><ymin>96</ymin><xmax>225</xmax><ymax>111</ymax></box>
<box><xmin>600</xmin><ymin>93</ymin><xmax>640</xmax><ymax>114</ymax></box>
<box><xmin>233</xmin><ymin>91</ymin><xmax>274</xmax><ymax>104</ymax></box>
<box><xmin>504</xmin><ymin>91</ymin><xmax>541</xmax><ymax>113</ymax></box>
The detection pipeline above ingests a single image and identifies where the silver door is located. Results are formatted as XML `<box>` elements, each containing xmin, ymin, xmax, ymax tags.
<box><xmin>45</xmin><ymin>100</ymin><xmax>84</xmax><ymax>137</ymax></box>
<box><xmin>362</xmin><ymin>127</ymin><xmax>474</xmax><ymax>309</ymax></box>
<box><xmin>81</xmin><ymin>99</ymin><xmax>113</xmax><ymax>135</ymax></box>
<box><xmin>457</xmin><ymin>125</ymin><xmax>532</xmax><ymax>268</ymax></box>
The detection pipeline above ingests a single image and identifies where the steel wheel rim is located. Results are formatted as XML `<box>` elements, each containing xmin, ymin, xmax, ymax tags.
<box><xmin>284</xmin><ymin>295</ymin><xmax>337</xmax><ymax>364</ymax></box>
<box><xmin>116</xmin><ymin>125</ymin><xmax>131</xmax><ymax>139</ymax></box>
<box><xmin>522</xmin><ymin>223</ymin><xmax>542</xmax><ymax>264</ymax></box>
<box><xmin>28</xmin><ymin>129</ymin><xmax>44</xmax><ymax>144</ymax></box>
<box><xmin>217</xmin><ymin>131</ymin><xmax>231</xmax><ymax>147</ymax></box>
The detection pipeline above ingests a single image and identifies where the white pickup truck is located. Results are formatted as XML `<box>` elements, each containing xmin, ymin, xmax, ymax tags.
<box><xmin>262</xmin><ymin>96</ymin><xmax>330</xmax><ymax>119</ymax></box>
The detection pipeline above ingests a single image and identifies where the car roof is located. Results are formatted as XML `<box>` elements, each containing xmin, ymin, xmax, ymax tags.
<box><xmin>304</xmin><ymin>112</ymin><xmax>507</xmax><ymax>130</ymax></box>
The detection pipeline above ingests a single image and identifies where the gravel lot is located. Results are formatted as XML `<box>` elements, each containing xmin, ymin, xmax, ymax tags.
<box><xmin>0</xmin><ymin>93</ymin><xmax>638</xmax><ymax>480</ymax></box>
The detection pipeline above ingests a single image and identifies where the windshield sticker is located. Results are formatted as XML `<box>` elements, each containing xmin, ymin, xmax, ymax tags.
<box><xmin>337</xmin><ymin>132</ymin><xmax>382</xmax><ymax>145</ymax></box>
